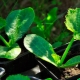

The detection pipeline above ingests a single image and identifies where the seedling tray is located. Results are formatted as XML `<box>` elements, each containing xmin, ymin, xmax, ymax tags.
<box><xmin>0</xmin><ymin>52</ymin><xmax>38</xmax><ymax>74</ymax></box>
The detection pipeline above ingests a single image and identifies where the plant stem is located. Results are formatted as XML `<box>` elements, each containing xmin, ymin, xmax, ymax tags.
<box><xmin>59</xmin><ymin>37</ymin><xmax>74</xmax><ymax>65</ymax></box>
<box><xmin>0</xmin><ymin>35</ymin><xmax>10</xmax><ymax>47</ymax></box>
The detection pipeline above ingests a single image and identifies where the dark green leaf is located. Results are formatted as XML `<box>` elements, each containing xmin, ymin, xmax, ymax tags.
<box><xmin>0</xmin><ymin>43</ymin><xmax>21</xmax><ymax>59</ymax></box>
<box><xmin>52</xmin><ymin>41</ymin><xmax>62</xmax><ymax>48</ymax></box>
<box><xmin>0</xmin><ymin>17</ymin><xmax>6</xmax><ymax>29</ymax></box>
<box><xmin>6</xmin><ymin>74</ymin><xmax>30</xmax><ymax>80</ymax></box>
<box><xmin>6</xmin><ymin>7</ymin><xmax>35</xmax><ymax>44</ymax></box>
<box><xmin>24</xmin><ymin>34</ymin><xmax>60</xmax><ymax>66</ymax></box>
<box><xmin>61</xmin><ymin>55</ymin><xmax>80</xmax><ymax>68</ymax></box>
<box><xmin>65</xmin><ymin>8</ymin><xmax>80</xmax><ymax>40</ymax></box>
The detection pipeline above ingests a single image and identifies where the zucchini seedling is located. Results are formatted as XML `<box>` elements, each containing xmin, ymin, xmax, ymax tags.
<box><xmin>24</xmin><ymin>8</ymin><xmax>80</xmax><ymax>68</ymax></box>
<box><xmin>0</xmin><ymin>7</ymin><xmax>35</xmax><ymax>59</ymax></box>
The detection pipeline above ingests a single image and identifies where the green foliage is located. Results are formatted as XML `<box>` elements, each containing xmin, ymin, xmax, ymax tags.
<box><xmin>6</xmin><ymin>7</ymin><xmax>35</xmax><ymax>44</ymax></box>
<box><xmin>24</xmin><ymin>34</ymin><xmax>60</xmax><ymax>67</ymax></box>
<box><xmin>0</xmin><ymin>17</ymin><xmax>6</xmax><ymax>29</ymax></box>
<box><xmin>24</xmin><ymin>8</ymin><xmax>80</xmax><ymax>68</ymax></box>
<box><xmin>31</xmin><ymin>7</ymin><xmax>58</xmax><ymax>41</ymax></box>
<box><xmin>6</xmin><ymin>74</ymin><xmax>30</xmax><ymax>80</ymax></box>
<box><xmin>77</xmin><ymin>78</ymin><xmax>80</xmax><ymax>80</ymax></box>
<box><xmin>65</xmin><ymin>8</ymin><xmax>80</xmax><ymax>40</ymax></box>
<box><xmin>61</xmin><ymin>55</ymin><xmax>80</xmax><ymax>67</ymax></box>
<box><xmin>0</xmin><ymin>7</ymin><xmax>35</xmax><ymax>59</ymax></box>
<box><xmin>45</xmin><ymin>78</ymin><xmax>53</xmax><ymax>80</ymax></box>
<box><xmin>52</xmin><ymin>41</ymin><xmax>62</xmax><ymax>48</ymax></box>
<box><xmin>6</xmin><ymin>74</ymin><xmax>52</xmax><ymax>80</ymax></box>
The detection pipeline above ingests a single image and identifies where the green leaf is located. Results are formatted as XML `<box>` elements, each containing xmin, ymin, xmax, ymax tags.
<box><xmin>0</xmin><ymin>43</ymin><xmax>21</xmax><ymax>59</ymax></box>
<box><xmin>65</xmin><ymin>8</ymin><xmax>80</xmax><ymax>40</ymax></box>
<box><xmin>52</xmin><ymin>41</ymin><xmax>62</xmax><ymax>48</ymax></box>
<box><xmin>45</xmin><ymin>78</ymin><xmax>53</xmax><ymax>80</ymax></box>
<box><xmin>77</xmin><ymin>78</ymin><xmax>80</xmax><ymax>80</ymax></box>
<box><xmin>24</xmin><ymin>34</ymin><xmax>60</xmax><ymax>67</ymax></box>
<box><xmin>5</xmin><ymin>7</ymin><xmax>35</xmax><ymax>44</ymax></box>
<box><xmin>0</xmin><ymin>17</ymin><xmax>6</xmax><ymax>29</ymax></box>
<box><xmin>61</xmin><ymin>55</ymin><xmax>80</xmax><ymax>68</ymax></box>
<box><xmin>6</xmin><ymin>74</ymin><xmax>30</xmax><ymax>80</ymax></box>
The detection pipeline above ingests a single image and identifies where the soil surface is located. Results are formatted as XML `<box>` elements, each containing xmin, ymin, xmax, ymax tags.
<box><xmin>61</xmin><ymin>66</ymin><xmax>80</xmax><ymax>80</ymax></box>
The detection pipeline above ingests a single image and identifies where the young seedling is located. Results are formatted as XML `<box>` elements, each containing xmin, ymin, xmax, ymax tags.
<box><xmin>24</xmin><ymin>8</ymin><xmax>80</xmax><ymax>68</ymax></box>
<box><xmin>0</xmin><ymin>7</ymin><xmax>35</xmax><ymax>59</ymax></box>
<box><xmin>31</xmin><ymin>7</ymin><xmax>58</xmax><ymax>41</ymax></box>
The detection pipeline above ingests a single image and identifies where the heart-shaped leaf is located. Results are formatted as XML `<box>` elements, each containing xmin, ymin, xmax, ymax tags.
<box><xmin>6</xmin><ymin>74</ymin><xmax>30</xmax><ymax>80</ymax></box>
<box><xmin>6</xmin><ymin>7</ymin><xmax>35</xmax><ymax>45</ymax></box>
<box><xmin>61</xmin><ymin>55</ymin><xmax>80</xmax><ymax>68</ymax></box>
<box><xmin>65</xmin><ymin>8</ymin><xmax>80</xmax><ymax>40</ymax></box>
<box><xmin>0</xmin><ymin>43</ymin><xmax>21</xmax><ymax>59</ymax></box>
<box><xmin>24</xmin><ymin>34</ymin><xmax>60</xmax><ymax>67</ymax></box>
<box><xmin>0</xmin><ymin>17</ymin><xmax>6</xmax><ymax>29</ymax></box>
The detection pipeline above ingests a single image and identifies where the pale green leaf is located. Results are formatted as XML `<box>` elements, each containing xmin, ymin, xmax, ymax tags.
<box><xmin>65</xmin><ymin>8</ymin><xmax>80</xmax><ymax>40</ymax></box>
<box><xmin>24</xmin><ymin>34</ymin><xmax>60</xmax><ymax>66</ymax></box>
<box><xmin>61</xmin><ymin>55</ymin><xmax>80</xmax><ymax>68</ymax></box>
<box><xmin>6</xmin><ymin>74</ymin><xmax>30</xmax><ymax>80</ymax></box>
<box><xmin>0</xmin><ymin>43</ymin><xmax>21</xmax><ymax>59</ymax></box>
<box><xmin>6</xmin><ymin>7</ymin><xmax>35</xmax><ymax>44</ymax></box>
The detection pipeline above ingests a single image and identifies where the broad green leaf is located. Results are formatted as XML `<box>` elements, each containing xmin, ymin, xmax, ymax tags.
<box><xmin>6</xmin><ymin>7</ymin><xmax>35</xmax><ymax>45</ymax></box>
<box><xmin>0</xmin><ymin>43</ymin><xmax>21</xmax><ymax>59</ymax></box>
<box><xmin>24</xmin><ymin>34</ymin><xmax>60</xmax><ymax>67</ymax></box>
<box><xmin>0</xmin><ymin>17</ymin><xmax>6</xmax><ymax>29</ymax></box>
<box><xmin>6</xmin><ymin>74</ymin><xmax>30</xmax><ymax>80</ymax></box>
<box><xmin>65</xmin><ymin>8</ymin><xmax>80</xmax><ymax>40</ymax></box>
<box><xmin>60</xmin><ymin>55</ymin><xmax>80</xmax><ymax>68</ymax></box>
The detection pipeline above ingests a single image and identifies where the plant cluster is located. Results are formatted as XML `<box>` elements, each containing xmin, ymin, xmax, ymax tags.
<box><xmin>24</xmin><ymin>8</ymin><xmax>80</xmax><ymax>68</ymax></box>
<box><xmin>0</xmin><ymin>7</ymin><xmax>35</xmax><ymax>59</ymax></box>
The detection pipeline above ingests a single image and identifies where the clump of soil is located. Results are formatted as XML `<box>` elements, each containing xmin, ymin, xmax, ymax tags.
<box><xmin>61</xmin><ymin>66</ymin><xmax>80</xmax><ymax>80</ymax></box>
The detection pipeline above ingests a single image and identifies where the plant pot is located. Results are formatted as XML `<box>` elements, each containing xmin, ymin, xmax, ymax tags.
<box><xmin>37</xmin><ymin>40</ymin><xmax>80</xmax><ymax>80</ymax></box>
<box><xmin>0</xmin><ymin>52</ymin><xmax>38</xmax><ymax>75</ymax></box>
<box><xmin>0</xmin><ymin>63</ymin><xmax>52</xmax><ymax>80</ymax></box>
<box><xmin>0</xmin><ymin>37</ymin><xmax>38</xmax><ymax>75</ymax></box>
